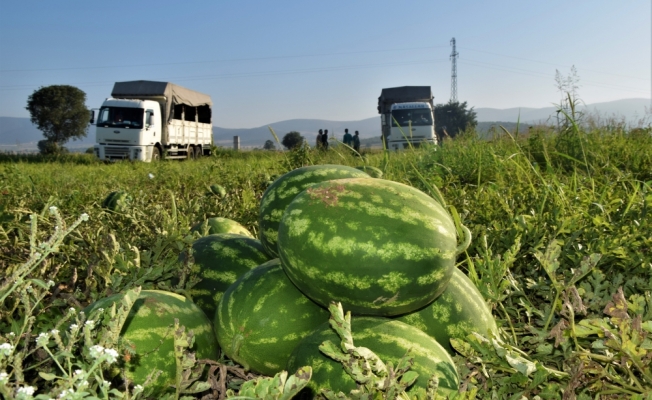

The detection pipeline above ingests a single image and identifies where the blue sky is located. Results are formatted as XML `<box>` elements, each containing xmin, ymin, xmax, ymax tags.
<box><xmin>0</xmin><ymin>0</ymin><xmax>649</xmax><ymax>128</ymax></box>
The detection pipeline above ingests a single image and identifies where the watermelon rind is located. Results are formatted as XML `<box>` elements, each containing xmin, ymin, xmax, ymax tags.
<box><xmin>396</xmin><ymin>267</ymin><xmax>499</xmax><ymax>355</ymax></box>
<box><xmin>286</xmin><ymin>317</ymin><xmax>459</xmax><ymax>399</ymax></box>
<box><xmin>102</xmin><ymin>191</ymin><xmax>130</xmax><ymax>211</ymax></box>
<box><xmin>83</xmin><ymin>290</ymin><xmax>218</xmax><ymax>392</ymax></box>
<box><xmin>184</xmin><ymin>233</ymin><xmax>272</xmax><ymax>321</ymax></box>
<box><xmin>215</xmin><ymin>259</ymin><xmax>329</xmax><ymax>376</ymax></box>
<box><xmin>355</xmin><ymin>165</ymin><xmax>383</xmax><ymax>178</ymax></box>
<box><xmin>258</xmin><ymin>164</ymin><xmax>370</xmax><ymax>258</ymax></box>
<box><xmin>277</xmin><ymin>177</ymin><xmax>457</xmax><ymax>316</ymax></box>
<box><xmin>190</xmin><ymin>217</ymin><xmax>254</xmax><ymax>238</ymax></box>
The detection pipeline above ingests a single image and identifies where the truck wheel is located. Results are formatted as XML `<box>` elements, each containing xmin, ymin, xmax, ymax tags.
<box><xmin>151</xmin><ymin>147</ymin><xmax>161</xmax><ymax>161</ymax></box>
<box><xmin>187</xmin><ymin>146</ymin><xmax>196</xmax><ymax>160</ymax></box>
<box><xmin>195</xmin><ymin>146</ymin><xmax>203</xmax><ymax>158</ymax></box>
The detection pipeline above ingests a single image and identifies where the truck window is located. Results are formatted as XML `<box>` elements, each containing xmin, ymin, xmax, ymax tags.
<box><xmin>391</xmin><ymin>109</ymin><xmax>433</xmax><ymax>127</ymax></box>
<box><xmin>97</xmin><ymin>107</ymin><xmax>144</xmax><ymax>128</ymax></box>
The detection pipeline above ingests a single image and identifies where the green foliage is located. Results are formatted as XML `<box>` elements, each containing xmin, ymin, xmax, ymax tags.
<box><xmin>25</xmin><ymin>85</ymin><xmax>90</xmax><ymax>145</ymax></box>
<box><xmin>281</xmin><ymin>131</ymin><xmax>304</xmax><ymax>150</ymax></box>
<box><xmin>37</xmin><ymin>140</ymin><xmax>68</xmax><ymax>156</ymax></box>
<box><xmin>263</xmin><ymin>140</ymin><xmax>276</xmax><ymax>151</ymax></box>
<box><xmin>434</xmin><ymin>101</ymin><xmax>478</xmax><ymax>139</ymax></box>
<box><xmin>318</xmin><ymin>303</ymin><xmax>423</xmax><ymax>400</ymax></box>
<box><xmin>226</xmin><ymin>367</ymin><xmax>312</xmax><ymax>399</ymax></box>
<box><xmin>0</xmin><ymin>112</ymin><xmax>651</xmax><ymax>398</ymax></box>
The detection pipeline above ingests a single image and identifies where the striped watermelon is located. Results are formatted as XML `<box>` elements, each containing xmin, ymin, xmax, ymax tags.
<box><xmin>191</xmin><ymin>217</ymin><xmax>254</xmax><ymax>238</ymax></box>
<box><xmin>101</xmin><ymin>191</ymin><xmax>130</xmax><ymax>211</ymax></box>
<box><xmin>215</xmin><ymin>259</ymin><xmax>329</xmax><ymax>376</ymax></box>
<box><xmin>83</xmin><ymin>290</ymin><xmax>218</xmax><ymax>392</ymax></box>
<box><xmin>396</xmin><ymin>268</ymin><xmax>498</xmax><ymax>355</ymax></box>
<box><xmin>286</xmin><ymin>317</ymin><xmax>459</xmax><ymax>399</ymax></box>
<box><xmin>258</xmin><ymin>165</ymin><xmax>370</xmax><ymax>258</ymax></box>
<box><xmin>185</xmin><ymin>234</ymin><xmax>272</xmax><ymax>321</ymax></box>
<box><xmin>209</xmin><ymin>184</ymin><xmax>227</xmax><ymax>198</ymax></box>
<box><xmin>277</xmin><ymin>178</ymin><xmax>457</xmax><ymax>316</ymax></box>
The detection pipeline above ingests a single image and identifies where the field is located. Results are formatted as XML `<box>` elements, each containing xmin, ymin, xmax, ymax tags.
<box><xmin>1</xmin><ymin>124</ymin><xmax>651</xmax><ymax>399</ymax></box>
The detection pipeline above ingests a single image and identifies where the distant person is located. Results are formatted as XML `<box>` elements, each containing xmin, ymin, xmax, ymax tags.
<box><xmin>316</xmin><ymin>129</ymin><xmax>323</xmax><ymax>149</ymax></box>
<box><xmin>322</xmin><ymin>129</ymin><xmax>329</xmax><ymax>150</ymax></box>
<box><xmin>343</xmin><ymin>128</ymin><xmax>353</xmax><ymax>147</ymax></box>
<box><xmin>353</xmin><ymin>131</ymin><xmax>361</xmax><ymax>153</ymax></box>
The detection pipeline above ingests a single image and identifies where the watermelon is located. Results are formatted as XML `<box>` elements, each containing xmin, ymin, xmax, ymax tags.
<box><xmin>84</xmin><ymin>290</ymin><xmax>218</xmax><ymax>392</ymax></box>
<box><xmin>184</xmin><ymin>234</ymin><xmax>272</xmax><ymax>321</ymax></box>
<box><xmin>277</xmin><ymin>178</ymin><xmax>457</xmax><ymax>316</ymax></box>
<box><xmin>209</xmin><ymin>184</ymin><xmax>226</xmax><ymax>198</ymax></box>
<box><xmin>396</xmin><ymin>268</ymin><xmax>498</xmax><ymax>355</ymax></box>
<box><xmin>258</xmin><ymin>165</ymin><xmax>370</xmax><ymax>258</ymax></box>
<box><xmin>355</xmin><ymin>166</ymin><xmax>383</xmax><ymax>178</ymax></box>
<box><xmin>191</xmin><ymin>217</ymin><xmax>254</xmax><ymax>238</ymax></box>
<box><xmin>102</xmin><ymin>191</ymin><xmax>130</xmax><ymax>211</ymax></box>
<box><xmin>286</xmin><ymin>317</ymin><xmax>459</xmax><ymax>399</ymax></box>
<box><xmin>215</xmin><ymin>259</ymin><xmax>329</xmax><ymax>376</ymax></box>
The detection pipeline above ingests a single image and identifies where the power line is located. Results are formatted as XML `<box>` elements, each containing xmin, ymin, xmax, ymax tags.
<box><xmin>0</xmin><ymin>45</ymin><xmax>450</xmax><ymax>73</ymax></box>
<box><xmin>0</xmin><ymin>58</ymin><xmax>450</xmax><ymax>91</ymax></box>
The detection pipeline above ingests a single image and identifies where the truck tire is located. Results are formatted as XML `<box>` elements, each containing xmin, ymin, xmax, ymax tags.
<box><xmin>187</xmin><ymin>146</ymin><xmax>196</xmax><ymax>160</ymax></box>
<box><xmin>195</xmin><ymin>146</ymin><xmax>203</xmax><ymax>158</ymax></box>
<box><xmin>151</xmin><ymin>147</ymin><xmax>161</xmax><ymax>161</ymax></box>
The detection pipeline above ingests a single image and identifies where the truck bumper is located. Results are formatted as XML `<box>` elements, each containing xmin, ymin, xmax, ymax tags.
<box><xmin>95</xmin><ymin>144</ymin><xmax>155</xmax><ymax>162</ymax></box>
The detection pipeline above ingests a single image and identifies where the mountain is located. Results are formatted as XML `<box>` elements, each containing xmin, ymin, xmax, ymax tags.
<box><xmin>1</xmin><ymin>98</ymin><xmax>648</xmax><ymax>150</ymax></box>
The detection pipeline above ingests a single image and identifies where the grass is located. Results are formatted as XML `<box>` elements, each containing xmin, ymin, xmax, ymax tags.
<box><xmin>0</xmin><ymin>123</ymin><xmax>651</xmax><ymax>399</ymax></box>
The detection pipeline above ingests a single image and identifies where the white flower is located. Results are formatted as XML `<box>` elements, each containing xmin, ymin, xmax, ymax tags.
<box><xmin>69</xmin><ymin>308</ymin><xmax>76</xmax><ymax>314</ymax></box>
<box><xmin>49</xmin><ymin>206</ymin><xmax>58</xmax><ymax>213</ymax></box>
<box><xmin>0</xmin><ymin>371</ymin><xmax>9</xmax><ymax>384</ymax></box>
<box><xmin>74</xmin><ymin>369</ymin><xmax>84</xmax><ymax>376</ymax></box>
<box><xmin>50</xmin><ymin>329</ymin><xmax>59</xmax><ymax>335</ymax></box>
<box><xmin>8</xmin><ymin>332</ymin><xmax>15</xmax><ymax>337</ymax></box>
<box><xmin>36</xmin><ymin>332</ymin><xmax>50</xmax><ymax>347</ymax></box>
<box><xmin>104</xmin><ymin>348</ymin><xmax>119</xmax><ymax>364</ymax></box>
<box><xmin>133</xmin><ymin>384</ymin><xmax>144</xmax><ymax>394</ymax></box>
<box><xmin>69</xmin><ymin>324</ymin><xmax>79</xmax><ymax>332</ymax></box>
<box><xmin>101</xmin><ymin>380</ymin><xmax>111</xmax><ymax>387</ymax></box>
<box><xmin>80</xmin><ymin>213</ymin><xmax>89</xmax><ymax>221</ymax></box>
<box><xmin>84</xmin><ymin>320</ymin><xmax>95</xmax><ymax>328</ymax></box>
<box><xmin>16</xmin><ymin>386</ymin><xmax>36</xmax><ymax>399</ymax></box>
<box><xmin>148</xmin><ymin>173</ymin><xmax>155</xmax><ymax>179</ymax></box>
<box><xmin>0</xmin><ymin>343</ymin><xmax>14</xmax><ymax>356</ymax></box>
<box><xmin>89</xmin><ymin>345</ymin><xmax>105</xmax><ymax>359</ymax></box>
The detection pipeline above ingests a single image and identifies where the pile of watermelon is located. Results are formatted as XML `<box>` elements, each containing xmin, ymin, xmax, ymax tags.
<box><xmin>92</xmin><ymin>164</ymin><xmax>497</xmax><ymax>397</ymax></box>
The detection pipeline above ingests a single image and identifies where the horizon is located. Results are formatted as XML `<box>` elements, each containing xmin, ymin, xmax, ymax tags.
<box><xmin>0</xmin><ymin>1</ymin><xmax>650</xmax><ymax>129</ymax></box>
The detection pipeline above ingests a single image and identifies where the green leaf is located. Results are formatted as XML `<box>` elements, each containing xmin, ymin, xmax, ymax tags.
<box><xmin>38</xmin><ymin>371</ymin><xmax>57</xmax><ymax>381</ymax></box>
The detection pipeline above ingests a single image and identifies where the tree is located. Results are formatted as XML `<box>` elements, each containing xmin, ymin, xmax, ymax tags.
<box><xmin>26</xmin><ymin>85</ymin><xmax>90</xmax><ymax>147</ymax></box>
<box><xmin>434</xmin><ymin>101</ymin><xmax>478</xmax><ymax>139</ymax></box>
<box><xmin>281</xmin><ymin>131</ymin><xmax>304</xmax><ymax>150</ymax></box>
<box><xmin>263</xmin><ymin>139</ymin><xmax>276</xmax><ymax>150</ymax></box>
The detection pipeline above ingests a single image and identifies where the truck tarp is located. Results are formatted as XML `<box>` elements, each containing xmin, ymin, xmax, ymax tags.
<box><xmin>378</xmin><ymin>86</ymin><xmax>433</xmax><ymax>114</ymax></box>
<box><xmin>111</xmin><ymin>80</ymin><xmax>212</xmax><ymax>123</ymax></box>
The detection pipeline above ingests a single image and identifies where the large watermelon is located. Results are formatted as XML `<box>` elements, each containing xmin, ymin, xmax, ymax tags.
<box><xmin>258</xmin><ymin>165</ymin><xmax>370</xmax><ymax>258</ymax></box>
<box><xmin>190</xmin><ymin>217</ymin><xmax>254</xmax><ymax>238</ymax></box>
<box><xmin>84</xmin><ymin>290</ymin><xmax>218</xmax><ymax>392</ymax></box>
<box><xmin>184</xmin><ymin>234</ymin><xmax>272</xmax><ymax>321</ymax></box>
<box><xmin>102</xmin><ymin>191</ymin><xmax>130</xmax><ymax>211</ymax></box>
<box><xmin>215</xmin><ymin>259</ymin><xmax>329</xmax><ymax>376</ymax></box>
<box><xmin>286</xmin><ymin>317</ymin><xmax>459</xmax><ymax>399</ymax></box>
<box><xmin>277</xmin><ymin>178</ymin><xmax>457</xmax><ymax>316</ymax></box>
<box><xmin>396</xmin><ymin>268</ymin><xmax>498</xmax><ymax>355</ymax></box>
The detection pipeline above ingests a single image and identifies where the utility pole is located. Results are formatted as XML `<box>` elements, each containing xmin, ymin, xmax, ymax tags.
<box><xmin>450</xmin><ymin>37</ymin><xmax>459</xmax><ymax>103</ymax></box>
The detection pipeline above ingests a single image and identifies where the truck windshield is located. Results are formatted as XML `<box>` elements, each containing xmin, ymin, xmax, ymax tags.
<box><xmin>97</xmin><ymin>107</ymin><xmax>144</xmax><ymax>128</ymax></box>
<box><xmin>391</xmin><ymin>109</ymin><xmax>433</xmax><ymax>127</ymax></box>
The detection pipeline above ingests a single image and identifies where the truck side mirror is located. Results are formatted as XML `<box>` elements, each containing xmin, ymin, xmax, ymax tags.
<box><xmin>89</xmin><ymin>110</ymin><xmax>95</xmax><ymax>124</ymax></box>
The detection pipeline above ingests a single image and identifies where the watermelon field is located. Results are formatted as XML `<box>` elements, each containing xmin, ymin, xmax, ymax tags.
<box><xmin>0</xmin><ymin>124</ymin><xmax>651</xmax><ymax>399</ymax></box>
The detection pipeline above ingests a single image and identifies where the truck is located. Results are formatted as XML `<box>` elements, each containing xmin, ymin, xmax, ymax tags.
<box><xmin>377</xmin><ymin>86</ymin><xmax>437</xmax><ymax>150</ymax></box>
<box><xmin>92</xmin><ymin>80</ymin><xmax>213</xmax><ymax>162</ymax></box>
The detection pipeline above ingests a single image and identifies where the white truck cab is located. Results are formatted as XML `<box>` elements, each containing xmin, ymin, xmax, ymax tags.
<box><xmin>93</xmin><ymin>81</ymin><xmax>212</xmax><ymax>162</ymax></box>
<box><xmin>387</xmin><ymin>102</ymin><xmax>436</xmax><ymax>150</ymax></box>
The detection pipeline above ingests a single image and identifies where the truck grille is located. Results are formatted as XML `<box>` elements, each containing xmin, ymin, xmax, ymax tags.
<box><xmin>104</xmin><ymin>146</ymin><xmax>130</xmax><ymax>159</ymax></box>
